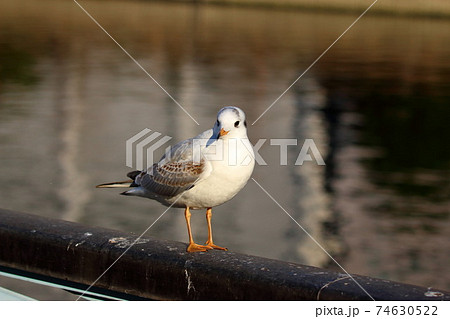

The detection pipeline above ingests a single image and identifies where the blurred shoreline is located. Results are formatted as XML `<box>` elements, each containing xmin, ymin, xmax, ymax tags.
<box><xmin>137</xmin><ymin>0</ymin><xmax>450</xmax><ymax>19</ymax></box>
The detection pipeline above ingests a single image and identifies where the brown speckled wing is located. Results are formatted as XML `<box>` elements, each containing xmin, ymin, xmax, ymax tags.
<box><xmin>136</xmin><ymin>161</ymin><xmax>204</xmax><ymax>197</ymax></box>
<box><xmin>133</xmin><ymin>128</ymin><xmax>214</xmax><ymax>197</ymax></box>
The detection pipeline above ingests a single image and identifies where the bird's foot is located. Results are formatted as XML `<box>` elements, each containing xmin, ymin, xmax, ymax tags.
<box><xmin>187</xmin><ymin>243</ymin><xmax>213</xmax><ymax>253</ymax></box>
<box><xmin>204</xmin><ymin>240</ymin><xmax>228</xmax><ymax>251</ymax></box>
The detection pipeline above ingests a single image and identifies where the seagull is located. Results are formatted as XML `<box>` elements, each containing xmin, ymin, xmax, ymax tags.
<box><xmin>97</xmin><ymin>106</ymin><xmax>255</xmax><ymax>252</ymax></box>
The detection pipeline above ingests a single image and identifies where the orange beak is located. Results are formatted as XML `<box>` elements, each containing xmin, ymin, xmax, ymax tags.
<box><xmin>219</xmin><ymin>128</ymin><xmax>230</xmax><ymax>137</ymax></box>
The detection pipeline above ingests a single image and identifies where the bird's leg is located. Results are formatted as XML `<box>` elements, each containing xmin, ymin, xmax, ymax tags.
<box><xmin>185</xmin><ymin>207</ymin><xmax>212</xmax><ymax>252</ymax></box>
<box><xmin>205</xmin><ymin>208</ymin><xmax>228</xmax><ymax>251</ymax></box>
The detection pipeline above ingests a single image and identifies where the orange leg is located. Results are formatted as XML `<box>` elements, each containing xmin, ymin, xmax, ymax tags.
<box><xmin>205</xmin><ymin>208</ymin><xmax>228</xmax><ymax>251</ymax></box>
<box><xmin>185</xmin><ymin>207</ymin><xmax>212</xmax><ymax>253</ymax></box>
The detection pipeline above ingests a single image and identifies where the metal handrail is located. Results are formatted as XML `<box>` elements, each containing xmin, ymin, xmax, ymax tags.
<box><xmin>0</xmin><ymin>208</ymin><xmax>448</xmax><ymax>300</ymax></box>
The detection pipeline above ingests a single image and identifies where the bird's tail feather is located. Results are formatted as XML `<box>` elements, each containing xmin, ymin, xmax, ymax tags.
<box><xmin>96</xmin><ymin>180</ymin><xmax>133</xmax><ymax>188</ymax></box>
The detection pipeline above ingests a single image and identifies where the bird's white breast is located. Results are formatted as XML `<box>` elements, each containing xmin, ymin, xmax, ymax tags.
<box><xmin>172</xmin><ymin>137</ymin><xmax>255</xmax><ymax>209</ymax></box>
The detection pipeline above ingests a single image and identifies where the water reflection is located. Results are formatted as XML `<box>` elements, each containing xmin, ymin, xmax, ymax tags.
<box><xmin>0</xmin><ymin>43</ymin><xmax>38</xmax><ymax>86</ymax></box>
<box><xmin>0</xmin><ymin>0</ymin><xmax>449</xmax><ymax>298</ymax></box>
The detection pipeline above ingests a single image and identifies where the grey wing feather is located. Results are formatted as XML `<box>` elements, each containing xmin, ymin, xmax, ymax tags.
<box><xmin>159</xmin><ymin>128</ymin><xmax>214</xmax><ymax>163</ymax></box>
<box><xmin>136</xmin><ymin>162</ymin><xmax>204</xmax><ymax>197</ymax></box>
<box><xmin>134</xmin><ymin>129</ymin><xmax>213</xmax><ymax>197</ymax></box>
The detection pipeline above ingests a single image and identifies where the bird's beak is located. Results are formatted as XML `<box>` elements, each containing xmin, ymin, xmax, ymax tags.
<box><xmin>219</xmin><ymin>128</ymin><xmax>230</xmax><ymax>137</ymax></box>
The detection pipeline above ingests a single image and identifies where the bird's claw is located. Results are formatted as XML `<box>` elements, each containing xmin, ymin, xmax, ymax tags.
<box><xmin>204</xmin><ymin>241</ymin><xmax>228</xmax><ymax>251</ymax></box>
<box><xmin>187</xmin><ymin>243</ymin><xmax>213</xmax><ymax>252</ymax></box>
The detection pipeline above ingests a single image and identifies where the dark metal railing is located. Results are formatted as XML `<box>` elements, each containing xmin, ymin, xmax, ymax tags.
<box><xmin>0</xmin><ymin>208</ymin><xmax>448</xmax><ymax>300</ymax></box>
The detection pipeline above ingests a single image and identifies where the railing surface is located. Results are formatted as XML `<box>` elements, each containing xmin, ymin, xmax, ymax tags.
<box><xmin>0</xmin><ymin>208</ymin><xmax>448</xmax><ymax>301</ymax></box>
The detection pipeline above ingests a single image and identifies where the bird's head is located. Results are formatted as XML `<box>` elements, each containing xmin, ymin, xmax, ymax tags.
<box><xmin>213</xmin><ymin>106</ymin><xmax>248</xmax><ymax>139</ymax></box>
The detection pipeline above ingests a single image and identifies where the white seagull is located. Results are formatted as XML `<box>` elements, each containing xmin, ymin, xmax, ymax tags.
<box><xmin>97</xmin><ymin>106</ymin><xmax>255</xmax><ymax>252</ymax></box>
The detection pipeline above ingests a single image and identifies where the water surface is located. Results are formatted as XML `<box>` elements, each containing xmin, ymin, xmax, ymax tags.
<box><xmin>0</xmin><ymin>0</ymin><xmax>449</xmax><ymax>298</ymax></box>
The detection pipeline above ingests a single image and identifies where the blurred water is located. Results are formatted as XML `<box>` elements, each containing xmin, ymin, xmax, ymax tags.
<box><xmin>0</xmin><ymin>0</ymin><xmax>449</xmax><ymax>298</ymax></box>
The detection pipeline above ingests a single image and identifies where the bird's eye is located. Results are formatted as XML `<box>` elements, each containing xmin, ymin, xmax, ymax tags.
<box><xmin>234</xmin><ymin>121</ymin><xmax>240</xmax><ymax>127</ymax></box>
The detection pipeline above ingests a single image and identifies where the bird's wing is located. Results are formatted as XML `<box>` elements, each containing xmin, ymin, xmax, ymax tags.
<box><xmin>132</xmin><ymin>129</ymin><xmax>214</xmax><ymax>197</ymax></box>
